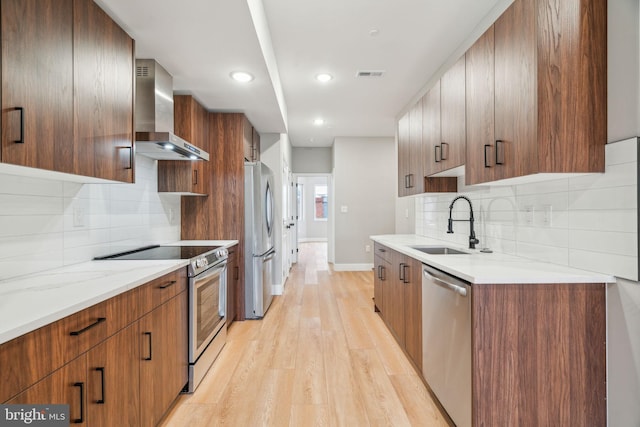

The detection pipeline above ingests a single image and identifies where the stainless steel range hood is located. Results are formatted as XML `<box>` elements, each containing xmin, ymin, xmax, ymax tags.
<box><xmin>135</xmin><ymin>59</ymin><xmax>209</xmax><ymax>161</ymax></box>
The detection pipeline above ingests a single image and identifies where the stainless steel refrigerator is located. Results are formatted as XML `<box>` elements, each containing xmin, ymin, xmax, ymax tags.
<box><xmin>244</xmin><ymin>162</ymin><xmax>276</xmax><ymax>318</ymax></box>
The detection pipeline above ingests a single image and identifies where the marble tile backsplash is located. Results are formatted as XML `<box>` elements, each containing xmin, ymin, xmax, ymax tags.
<box><xmin>0</xmin><ymin>155</ymin><xmax>181</xmax><ymax>280</ymax></box>
<box><xmin>416</xmin><ymin>137</ymin><xmax>638</xmax><ymax>281</ymax></box>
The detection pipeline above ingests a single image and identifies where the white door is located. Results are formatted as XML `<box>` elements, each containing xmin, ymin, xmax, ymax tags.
<box><xmin>290</xmin><ymin>173</ymin><xmax>298</xmax><ymax>264</ymax></box>
<box><xmin>281</xmin><ymin>163</ymin><xmax>292</xmax><ymax>279</ymax></box>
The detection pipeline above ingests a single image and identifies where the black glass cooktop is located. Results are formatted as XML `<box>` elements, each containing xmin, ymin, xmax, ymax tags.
<box><xmin>95</xmin><ymin>245</ymin><xmax>221</xmax><ymax>261</ymax></box>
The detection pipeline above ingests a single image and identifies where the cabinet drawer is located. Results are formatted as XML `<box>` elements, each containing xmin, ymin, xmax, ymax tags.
<box><xmin>138</xmin><ymin>268</ymin><xmax>188</xmax><ymax>315</ymax></box>
<box><xmin>374</xmin><ymin>243</ymin><xmax>392</xmax><ymax>263</ymax></box>
<box><xmin>0</xmin><ymin>289</ymin><xmax>137</xmax><ymax>403</ymax></box>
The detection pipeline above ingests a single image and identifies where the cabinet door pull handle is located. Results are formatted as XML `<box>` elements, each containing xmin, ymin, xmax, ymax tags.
<box><xmin>96</xmin><ymin>367</ymin><xmax>105</xmax><ymax>404</ymax></box>
<box><xmin>408</xmin><ymin>174</ymin><xmax>414</xmax><ymax>188</ymax></box>
<box><xmin>378</xmin><ymin>248</ymin><xmax>386</xmax><ymax>253</ymax></box>
<box><xmin>404</xmin><ymin>174</ymin><xmax>410</xmax><ymax>189</ymax></box>
<box><xmin>144</xmin><ymin>332</ymin><xmax>153</xmax><ymax>361</ymax></box>
<box><xmin>70</xmin><ymin>317</ymin><xmax>106</xmax><ymax>336</ymax></box>
<box><xmin>434</xmin><ymin>145</ymin><xmax>441</xmax><ymax>163</ymax></box>
<box><xmin>495</xmin><ymin>140</ymin><xmax>505</xmax><ymax>165</ymax></box>
<box><xmin>399</xmin><ymin>263</ymin><xmax>405</xmax><ymax>281</ymax></box>
<box><xmin>14</xmin><ymin>107</ymin><xmax>24</xmax><ymax>144</ymax></box>
<box><xmin>403</xmin><ymin>264</ymin><xmax>410</xmax><ymax>284</ymax></box>
<box><xmin>234</xmin><ymin>265</ymin><xmax>239</xmax><ymax>281</ymax></box>
<box><xmin>117</xmin><ymin>146</ymin><xmax>133</xmax><ymax>170</ymax></box>
<box><xmin>484</xmin><ymin>144</ymin><xmax>492</xmax><ymax>168</ymax></box>
<box><xmin>381</xmin><ymin>265</ymin><xmax>386</xmax><ymax>281</ymax></box>
<box><xmin>158</xmin><ymin>280</ymin><xmax>176</xmax><ymax>289</ymax></box>
<box><xmin>441</xmin><ymin>142</ymin><xmax>449</xmax><ymax>160</ymax></box>
<box><xmin>193</xmin><ymin>169</ymin><xmax>198</xmax><ymax>185</ymax></box>
<box><xmin>73</xmin><ymin>382</ymin><xmax>84</xmax><ymax>424</ymax></box>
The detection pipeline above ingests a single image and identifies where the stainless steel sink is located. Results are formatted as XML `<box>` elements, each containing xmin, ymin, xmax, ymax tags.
<box><xmin>410</xmin><ymin>246</ymin><xmax>469</xmax><ymax>255</ymax></box>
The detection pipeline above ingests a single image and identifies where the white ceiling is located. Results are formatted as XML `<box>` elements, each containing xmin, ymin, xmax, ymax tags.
<box><xmin>97</xmin><ymin>0</ymin><xmax>508</xmax><ymax>147</ymax></box>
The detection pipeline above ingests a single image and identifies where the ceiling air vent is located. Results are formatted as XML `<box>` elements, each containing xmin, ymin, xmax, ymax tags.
<box><xmin>136</xmin><ymin>65</ymin><xmax>150</xmax><ymax>77</ymax></box>
<box><xmin>356</xmin><ymin>70</ymin><xmax>385</xmax><ymax>78</ymax></box>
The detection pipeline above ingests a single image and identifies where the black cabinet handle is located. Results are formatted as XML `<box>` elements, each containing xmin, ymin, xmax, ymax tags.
<box><xmin>441</xmin><ymin>142</ymin><xmax>449</xmax><ymax>160</ymax></box>
<box><xmin>495</xmin><ymin>140</ymin><xmax>505</xmax><ymax>165</ymax></box>
<box><xmin>234</xmin><ymin>265</ymin><xmax>239</xmax><ymax>281</ymax></box>
<box><xmin>193</xmin><ymin>169</ymin><xmax>198</xmax><ymax>185</ymax></box>
<box><xmin>403</xmin><ymin>264</ymin><xmax>410</xmax><ymax>284</ymax></box>
<box><xmin>14</xmin><ymin>107</ymin><xmax>24</xmax><ymax>144</ymax></box>
<box><xmin>96</xmin><ymin>367</ymin><xmax>105</xmax><ymax>404</ymax></box>
<box><xmin>434</xmin><ymin>145</ymin><xmax>441</xmax><ymax>163</ymax></box>
<box><xmin>73</xmin><ymin>382</ymin><xmax>84</xmax><ymax>424</ymax></box>
<box><xmin>484</xmin><ymin>144</ymin><xmax>492</xmax><ymax>168</ymax></box>
<box><xmin>144</xmin><ymin>332</ymin><xmax>153</xmax><ymax>361</ymax></box>
<box><xmin>70</xmin><ymin>318</ymin><xmax>106</xmax><ymax>336</ymax></box>
<box><xmin>158</xmin><ymin>280</ymin><xmax>176</xmax><ymax>289</ymax></box>
<box><xmin>378</xmin><ymin>248</ymin><xmax>386</xmax><ymax>253</ymax></box>
<box><xmin>399</xmin><ymin>263</ymin><xmax>405</xmax><ymax>281</ymax></box>
<box><xmin>117</xmin><ymin>146</ymin><xmax>133</xmax><ymax>170</ymax></box>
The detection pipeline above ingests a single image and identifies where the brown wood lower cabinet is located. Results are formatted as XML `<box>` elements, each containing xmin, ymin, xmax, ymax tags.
<box><xmin>1</xmin><ymin>269</ymin><xmax>188</xmax><ymax>427</ymax></box>
<box><xmin>8</xmin><ymin>356</ymin><xmax>87</xmax><ymax>424</ymax></box>
<box><xmin>139</xmin><ymin>291</ymin><xmax>188</xmax><ymax>427</ymax></box>
<box><xmin>226</xmin><ymin>245</ymin><xmax>239</xmax><ymax>326</ymax></box>
<box><xmin>86</xmin><ymin>324</ymin><xmax>141</xmax><ymax>427</ymax></box>
<box><xmin>375</xmin><ymin>244</ymin><xmax>422</xmax><ymax>371</ymax></box>
<box><xmin>472</xmin><ymin>283</ymin><xmax>606</xmax><ymax>426</ymax></box>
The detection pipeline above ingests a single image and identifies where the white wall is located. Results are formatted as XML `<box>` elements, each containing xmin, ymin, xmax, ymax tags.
<box><xmin>292</xmin><ymin>147</ymin><xmax>332</xmax><ymax>173</ymax></box>
<box><xmin>0</xmin><ymin>155</ymin><xmax>181</xmax><ymax>281</ymax></box>
<box><xmin>333</xmin><ymin>137</ymin><xmax>395</xmax><ymax>269</ymax></box>
<box><xmin>297</xmin><ymin>176</ymin><xmax>328</xmax><ymax>241</ymax></box>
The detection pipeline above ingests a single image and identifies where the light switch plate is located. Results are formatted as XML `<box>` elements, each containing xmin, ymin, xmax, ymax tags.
<box><xmin>340</xmin><ymin>205</ymin><xmax>348</xmax><ymax>213</ymax></box>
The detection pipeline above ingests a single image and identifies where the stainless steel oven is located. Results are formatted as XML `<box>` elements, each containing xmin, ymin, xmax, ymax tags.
<box><xmin>95</xmin><ymin>244</ymin><xmax>229</xmax><ymax>393</ymax></box>
<box><xmin>188</xmin><ymin>256</ymin><xmax>227</xmax><ymax>392</ymax></box>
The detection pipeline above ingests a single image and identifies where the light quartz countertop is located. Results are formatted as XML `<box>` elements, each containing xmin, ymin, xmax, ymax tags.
<box><xmin>0</xmin><ymin>240</ymin><xmax>238</xmax><ymax>345</ymax></box>
<box><xmin>370</xmin><ymin>234</ymin><xmax>615</xmax><ymax>285</ymax></box>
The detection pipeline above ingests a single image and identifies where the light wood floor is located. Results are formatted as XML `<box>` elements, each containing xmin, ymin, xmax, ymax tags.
<box><xmin>161</xmin><ymin>242</ymin><xmax>449</xmax><ymax>426</ymax></box>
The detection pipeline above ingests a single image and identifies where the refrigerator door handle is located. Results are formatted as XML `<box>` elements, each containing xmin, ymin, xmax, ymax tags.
<box><xmin>262</xmin><ymin>249</ymin><xmax>276</xmax><ymax>263</ymax></box>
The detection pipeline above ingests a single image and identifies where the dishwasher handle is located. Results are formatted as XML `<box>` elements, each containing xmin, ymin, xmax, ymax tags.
<box><xmin>423</xmin><ymin>268</ymin><xmax>468</xmax><ymax>297</ymax></box>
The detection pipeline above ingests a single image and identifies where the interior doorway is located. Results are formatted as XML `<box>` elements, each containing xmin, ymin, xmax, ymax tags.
<box><xmin>293</xmin><ymin>174</ymin><xmax>332</xmax><ymax>263</ymax></box>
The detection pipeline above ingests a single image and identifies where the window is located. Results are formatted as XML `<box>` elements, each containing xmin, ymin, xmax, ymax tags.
<box><xmin>314</xmin><ymin>185</ymin><xmax>328</xmax><ymax>221</ymax></box>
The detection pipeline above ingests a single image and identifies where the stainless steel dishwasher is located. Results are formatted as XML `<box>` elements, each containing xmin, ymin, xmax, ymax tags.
<box><xmin>422</xmin><ymin>264</ymin><xmax>471</xmax><ymax>427</ymax></box>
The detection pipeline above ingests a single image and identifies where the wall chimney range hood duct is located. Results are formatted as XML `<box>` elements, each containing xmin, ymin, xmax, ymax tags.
<box><xmin>135</xmin><ymin>59</ymin><xmax>209</xmax><ymax>161</ymax></box>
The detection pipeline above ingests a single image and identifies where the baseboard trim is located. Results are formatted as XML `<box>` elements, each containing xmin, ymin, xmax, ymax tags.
<box><xmin>272</xmin><ymin>283</ymin><xmax>284</xmax><ymax>296</ymax></box>
<box><xmin>333</xmin><ymin>263</ymin><xmax>374</xmax><ymax>272</ymax></box>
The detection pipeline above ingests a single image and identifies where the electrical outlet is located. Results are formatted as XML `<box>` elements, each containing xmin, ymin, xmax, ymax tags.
<box><xmin>73</xmin><ymin>207</ymin><xmax>85</xmax><ymax>228</ymax></box>
<box><xmin>168</xmin><ymin>207</ymin><xmax>175</xmax><ymax>224</ymax></box>
<box><xmin>365</xmin><ymin>245</ymin><xmax>371</xmax><ymax>252</ymax></box>
<box><xmin>340</xmin><ymin>205</ymin><xmax>348</xmax><ymax>213</ymax></box>
<box><xmin>405</xmin><ymin>208</ymin><xmax>409</xmax><ymax>218</ymax></box>
<box><xmin>542</xmin><ymin>204</ymin><xmax>552</xmax><ymax>226</ymax></box>
<box><xmin>524</xmin><ymin>205</ymin><xmax>534</xmax><ymax>225</ymax></box>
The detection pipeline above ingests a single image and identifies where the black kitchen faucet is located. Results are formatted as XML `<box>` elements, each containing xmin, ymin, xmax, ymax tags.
<box><xmin>447</xmin><ymin>195</ymin><xmax>480</xmax><ymax>249</ymax></box>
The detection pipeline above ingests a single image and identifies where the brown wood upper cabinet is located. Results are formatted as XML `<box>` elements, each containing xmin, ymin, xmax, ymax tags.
<box><xmin>465</xmin><ymin>0</ymin><xmax>606</xmax><ymax>185</ymax></box>
<box><xmin>158</xmin><ymin>95</ymin><xmax>210</xmax><ymax>195</ymax></box>
<box><xmin>73</xmin><ymin>0</ymin><xmax>134</xmax><ymax>183</ymax></box>
<box><xmin>243</xmin><ymin>119</ymin><xmax>261</xmax><ymax>162</ymax></box>
<box><xmin>397</xmin><ymin>102</ymin><xmax>424</xmax><ymax>196</ymax></box>
<box><xmin>423</xmin><ymin>56</ymin><xmax>466</xmax><ymax>176</ymax></box>
<box><xmin>0</xmin><ymin>0</ymin><xmax>135</xmax><ymax>183</ymax></box>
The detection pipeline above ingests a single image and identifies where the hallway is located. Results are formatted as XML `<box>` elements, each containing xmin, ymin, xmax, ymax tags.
<box><xmin>162</xmin><ymin>242</ymin><xmax>449</xmax><ymax>426</ymax></box>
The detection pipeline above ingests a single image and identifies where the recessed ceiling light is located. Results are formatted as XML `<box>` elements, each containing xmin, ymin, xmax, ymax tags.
<box><xmin>230</xmin><ymin>71</ymin><xmax>254</xmax><ymax>83</ymax></box>
<box><xmin>316</xmin><ymin>73</ymin><xmax>333</xmax><ymax>83</ymax></box>
<box><xmin>313</xmin><ymin>118</ymin><xmax>324</xmax><ymax>126</ymax></box>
